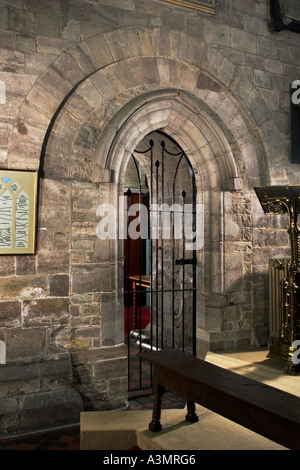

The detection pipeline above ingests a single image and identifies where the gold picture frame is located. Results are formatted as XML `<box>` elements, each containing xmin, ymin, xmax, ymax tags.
<box><xmin>0</xmin><ymin>170</ymin><xmax>38</xmax><ymax>255</ymax></box>
<box><xmin>162</xmin><ymin>0</ymin><xmax>215</xmax><ymax>14</ymax></box>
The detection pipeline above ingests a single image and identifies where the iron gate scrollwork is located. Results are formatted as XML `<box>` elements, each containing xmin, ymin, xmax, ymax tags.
<box><xmin>124</xmin><ymin>131</ymin><xmax>197</xmax><ymax>394</ymax></box>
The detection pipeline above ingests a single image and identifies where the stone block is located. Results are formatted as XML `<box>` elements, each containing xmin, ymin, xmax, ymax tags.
<box><xmin>142</xmin><ymin>57</ymin><xmax>159</xmax><ymax>84</ymax></box>
<box><xmin>36</xmin><ymin>35</ymin><xmax>71</xmax><ymax>55</ymax></box>
<box><xmin>17</xmin><ymin>388</ymin><xmax>82</xmax><ymax>434</ymax></box>
<box><xmin>72</xmin><ymin>264</ymin><xmax>112</xmax><ymax>294</ymax></box>
<box><xmin>0</xmin><ymin>31</ymin><xmax>16</xmax><ymax>52</ymax></box>
<box><xmin>94</xmin><ymin>357</ymin><xmax>127</xmax><ymax>382</ymax></box>
<box><xmin>72</xmin><ymin>220</ymin><xmax>98</xmax><ymax>240</ymax></box>
<box><xmin>49</xmin><ymin>326</ymin><xmax>70</xmax><ymax>353</ymax></box>
<box><xmin>24</xmin><ymin>50</ymin><xmax>56</xmax><ymax>74</ymax></box>
<box><xmin>90</xmin><ymin>4</ymin><xmax>118</xmax><ymax>28</ymax></box>
<box><xmin>6</xmin><ymin>327</ymin><xmax>47</xmax><ymax>360</ymax></box>
<box><xmin>37</xmin><ymin>251</ymin><xmax>69</xmax><ymax>273</ymax></box>
<box><xmin>71</xmin><ymin>344</ymin><xmax>127</xmax><ymax>368</ymax></box>
<box><xmin>8</xmin><ymin>8</ymin><xmax>27</xmax><ymax>33</ymax></box>
<box><xmin>85</xmin><ymin>35</ymin><xmax>113</xmax><ymax>68</ymax></box>
<box><xmin>38</xmin><ymin>72</ymin><xmax>69</xmax><ymax>113</ymax></box>
<box><xmin>256</xmin><ymin>36</ymin><xmax>277</xmax><ymax>59</ymax></box>
<box><xmin>70</xmin><ymin>338</ymin><xmax>91</xmax><ymax>350</ymax></box>
<box><xmin>0</xmin><ymin>275</ymin><xmax>47</xmax><ymax>300</ymax></box>
<box><xmin>205</xmin><ymin>306</ymin><xmax>223</xmax><ymax>332</ymax></box>
<box><xmin>54</xmin><ymin>108</ymin><xmax>83</xmax><ymax>141</ymax></box>
<box><xmin>50</xmin><ymin>274</ymin><xmax>69</xmax><ymax>297</ymax></box>
<box><xmin>0</xmin><ymin>396</ymin><xmax>20</xmax><ymax>437</ymax></box>
<box><xmin>15</xmin><ymin>256</ymin><xmax>36</xmax><ymax>276</ymax></box>
<box><xmin>73</xmin><ymin>326</ymin><xmax>100</xmax><ymax>340</ymax></box>
<box><xmin>0</xmin><ymin>50</ymin><xmax>25</xmax><ymax>75</ymax></box>
<box><xmin>46</xmin><ymin>133</ymin><xmax>72</xmax><ymax>161</ymax></box>
<box><xmin>42</xmin><ymin>155</ymin><xmax>70</xmax><ymax>180</ymax></box>
<box><xmin>63</xmin><ymin>0</ymin><xmax>92</xmax><ymax>22</ymax></box>
<box><xmin>0</xmin><ymin>301</ymin><xmax>21</xmax><ymax>327</ymax></box>
<box><xmin>9</xmin><ymin>128</ymin><xmax>45</xmax><ymax>165</ymax></box>
<box><xmin>101</xmin><ymin>294</ymin><xmax>124</xmax><ymax>345</ymax></box>
<box><xmin>104</xmin><ymin>28</ymin><xmax>142</xmax><ymax>61</ymax></box>
<box><xmin>205</xmin><ymin>19</ymin><xmax>231</xmax><ymax>48</ymax></box>
<box><xmin>66</xmin><ymin>92</ymin><xmax>94</xmax><ymax>124</ymax></box>
<box><xmin>121</xmin><ymin>56</ymin><xmax>143</xmax><ymax>88</ymax></box>
<box><xmin>39</xmin><ymin>356</ymin><xmax>73</xmax><ymax>391</ymax></box>
<box><xmin>71</xmin><ymin>293</ymin><xmax>94</xmax><ymax>305</ymax></box>
<box><xmin>27</xmin><ymin>83</ymin><xmax>60</xmax><ymax>116</ymax></box>
<box><xmin>24</xmin><ymin>0</ymin><xmax>60</xmax><ymax>15</ymax></box>
<box><xmin>107</xmin><ymin>376</ymin><xmax>128</xmax><ymax>400</ymax></box>
<box><xmin>197</xmin><ymin>72</ymin><xmax>221</xmax><ymax>92</ymax></box>
<box><xmin>23</xmin><ymin>298</ymin><xmax>69</xmax><ymax>326</ymax></box>
<box><xmin>81</xmin><ymin>303</ymin><xmax>100</xmax><ymax>317</ymax></box>
<box><xmin>69</xmin><ymin>42</ymin><xmax>98</xmax><ymax>74</ymax></box>
<box><xmin>61</xmin><ymin>19</ymin><xmax>81</xmax><ymax>42</ymax></box>
<box><xmin>91</xmin><ymin>70</ymin><xmax>118</xmax><ymax>101</ymax></box>
<box><xmin>231</xmin><ymin>28</ymin><xmax>256</xmax><ymax>54</ymax></box>
<box><xmin>161</xmin><ymin>9</ymin><xmax>185</xmax><ymax>31</ymax></box>
<box><xmin>99</xmin><ymin>0</ymin><xmax>135</xmax><ymax>9</ymax></box>
<box><xmin>16</xmin><ymin>33</ymin><xmax>35</xmax><ymax>52</ymax></box>
<box><xmin>225</xmin><ymin>214</ymin><xmax>243</xmax><ymax>241</ymax></box>
<box><xmin>154</xmin><ymin>27</ymin><xmax>170</xmax><ymax>57</ymax></box>
<box><xmin>54</xmin><ymin>52</ymin><xmax>84</xmax><ymax>85</ymax></box>
<box><xmin>0</xmin><ymin>121</ymin><xmax>13</xmax><ymax>149</ymax></box>
<box><xmin>0</xmin><ymin>6</ymin><xmax>8</xmax><ymax>30</ymax></box>
<box><xmin>94</xmin><ymin>239</ymin><xmax>111</xmax><ymax>262</ymax></box>
<box><xmin>224</xmin><ymin>252</ymin><xmax>243</xmax><ymax>292</ymax></box>
<box><xmin>0</xmin><ymin>256</ymin><xmax>15</xmax><ymax>276</ymax></box>
<box><xmin>39</xmin><ymin>180</ymin><xmax>71</xmax><ymax>227</ymax></box>
<box><xmin>119</xmin><ymin>9</ymin><xmax>149</xmax><ymax>28</ymax></box>
<box><xmin>0</xmin><ymin>362</ymin><xmax>40</xmax><ymax>399</ymax></box>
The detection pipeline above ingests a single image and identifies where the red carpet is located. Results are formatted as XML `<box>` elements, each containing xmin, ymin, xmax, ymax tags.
<box><xmin>125</xmin><ymin>307</ymin><xmax>150</xmax><ymax>335</ymax></box>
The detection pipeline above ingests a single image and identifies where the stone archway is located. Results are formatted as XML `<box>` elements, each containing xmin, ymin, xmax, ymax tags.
<box><xmin>7</xmin><ymin>27</ymin><xmax>278</xmax><ymax>181</ymax></box>
<box><xmin>91</xmin><ymin>85</ymin><xmax>270</xmax><ymax>357</ymax></box>
<box><xmin>6</xmin><ymin>26</ymin><xmax>278</xmax><ymax>409</ymax></box>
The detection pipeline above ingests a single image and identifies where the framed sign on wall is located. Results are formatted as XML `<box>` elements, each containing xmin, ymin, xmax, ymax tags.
<box><xmin>0</xmin><ymin>170</ymin><xmax>38</xmax><ymax>254</ymax></box>
<box><xmin>269</xmin><ymin>0</ymin><xmax>300</xmax><ymax>32</ymax></box>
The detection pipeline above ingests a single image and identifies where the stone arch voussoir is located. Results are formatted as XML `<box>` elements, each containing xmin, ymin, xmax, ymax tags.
<box><xmin>7</xmin><ymin>26</ymin><xmax>278</xmax><ymax>188</ymax></box>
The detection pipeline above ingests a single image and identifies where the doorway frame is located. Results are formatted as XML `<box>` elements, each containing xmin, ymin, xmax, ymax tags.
<box><xmin>124</xmin><ymin>131</ymin><xmax>198</xmax><ymax>393</ymax></box>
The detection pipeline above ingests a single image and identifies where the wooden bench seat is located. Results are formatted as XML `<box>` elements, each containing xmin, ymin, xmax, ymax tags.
<box><xmin>139</xmin><ymin>349</ymin><xmax>300</xmax><ymax>450</ymax></box>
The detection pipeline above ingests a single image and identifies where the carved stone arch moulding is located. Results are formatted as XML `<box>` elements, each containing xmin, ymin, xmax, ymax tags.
<box><xmin>92</xmin><ymin>88</ymin><xmax>241</xmax><ymax>193</ymax></box>
<box><xmin>6</xmin><ymin>27</ymin><xmax>274</xmax><ymax>189</ymax></box>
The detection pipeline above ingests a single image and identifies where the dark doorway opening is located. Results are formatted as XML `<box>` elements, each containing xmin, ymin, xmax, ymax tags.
<box><xmin>124</xmin><ymin>131</ymin><xmax>197</xmax><ymax>396</ymax></box>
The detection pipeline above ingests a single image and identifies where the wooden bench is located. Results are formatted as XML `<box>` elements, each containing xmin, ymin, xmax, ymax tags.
<box><xmin>138</xmin><ymin>349</ymin><xmax>300</xmax><ymax>450</ymax></box>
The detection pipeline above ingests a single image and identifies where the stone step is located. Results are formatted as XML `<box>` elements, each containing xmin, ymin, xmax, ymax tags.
<box><xmin>80</xmin><ymin>405</ymin><xmax>286</xmax><ymax>450</ymax></box>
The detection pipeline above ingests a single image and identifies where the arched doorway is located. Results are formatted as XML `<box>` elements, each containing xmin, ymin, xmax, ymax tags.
<box><xmin>124</xmin><ymin>131</ymin><xmax>198</xmax><ymax>394</ymax></box>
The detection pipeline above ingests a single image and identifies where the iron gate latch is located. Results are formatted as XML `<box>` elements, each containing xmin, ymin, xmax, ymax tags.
<box><xmin>175</xmin><ymin>258</ymin><xmax>197</xmax><ymax>266</ymax></box>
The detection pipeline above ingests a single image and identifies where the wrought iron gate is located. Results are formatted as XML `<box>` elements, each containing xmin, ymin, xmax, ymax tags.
<box><xmin>124</xmin><ymin>132</ymin><xmax>197</xmax><ymax>394</ymax></box>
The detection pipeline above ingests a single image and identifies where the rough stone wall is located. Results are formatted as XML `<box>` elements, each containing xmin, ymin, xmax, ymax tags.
<box><xmin>0</xmin><ymin>0</ymin><xmax>299</xmax><ymax>436</ymax></box>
